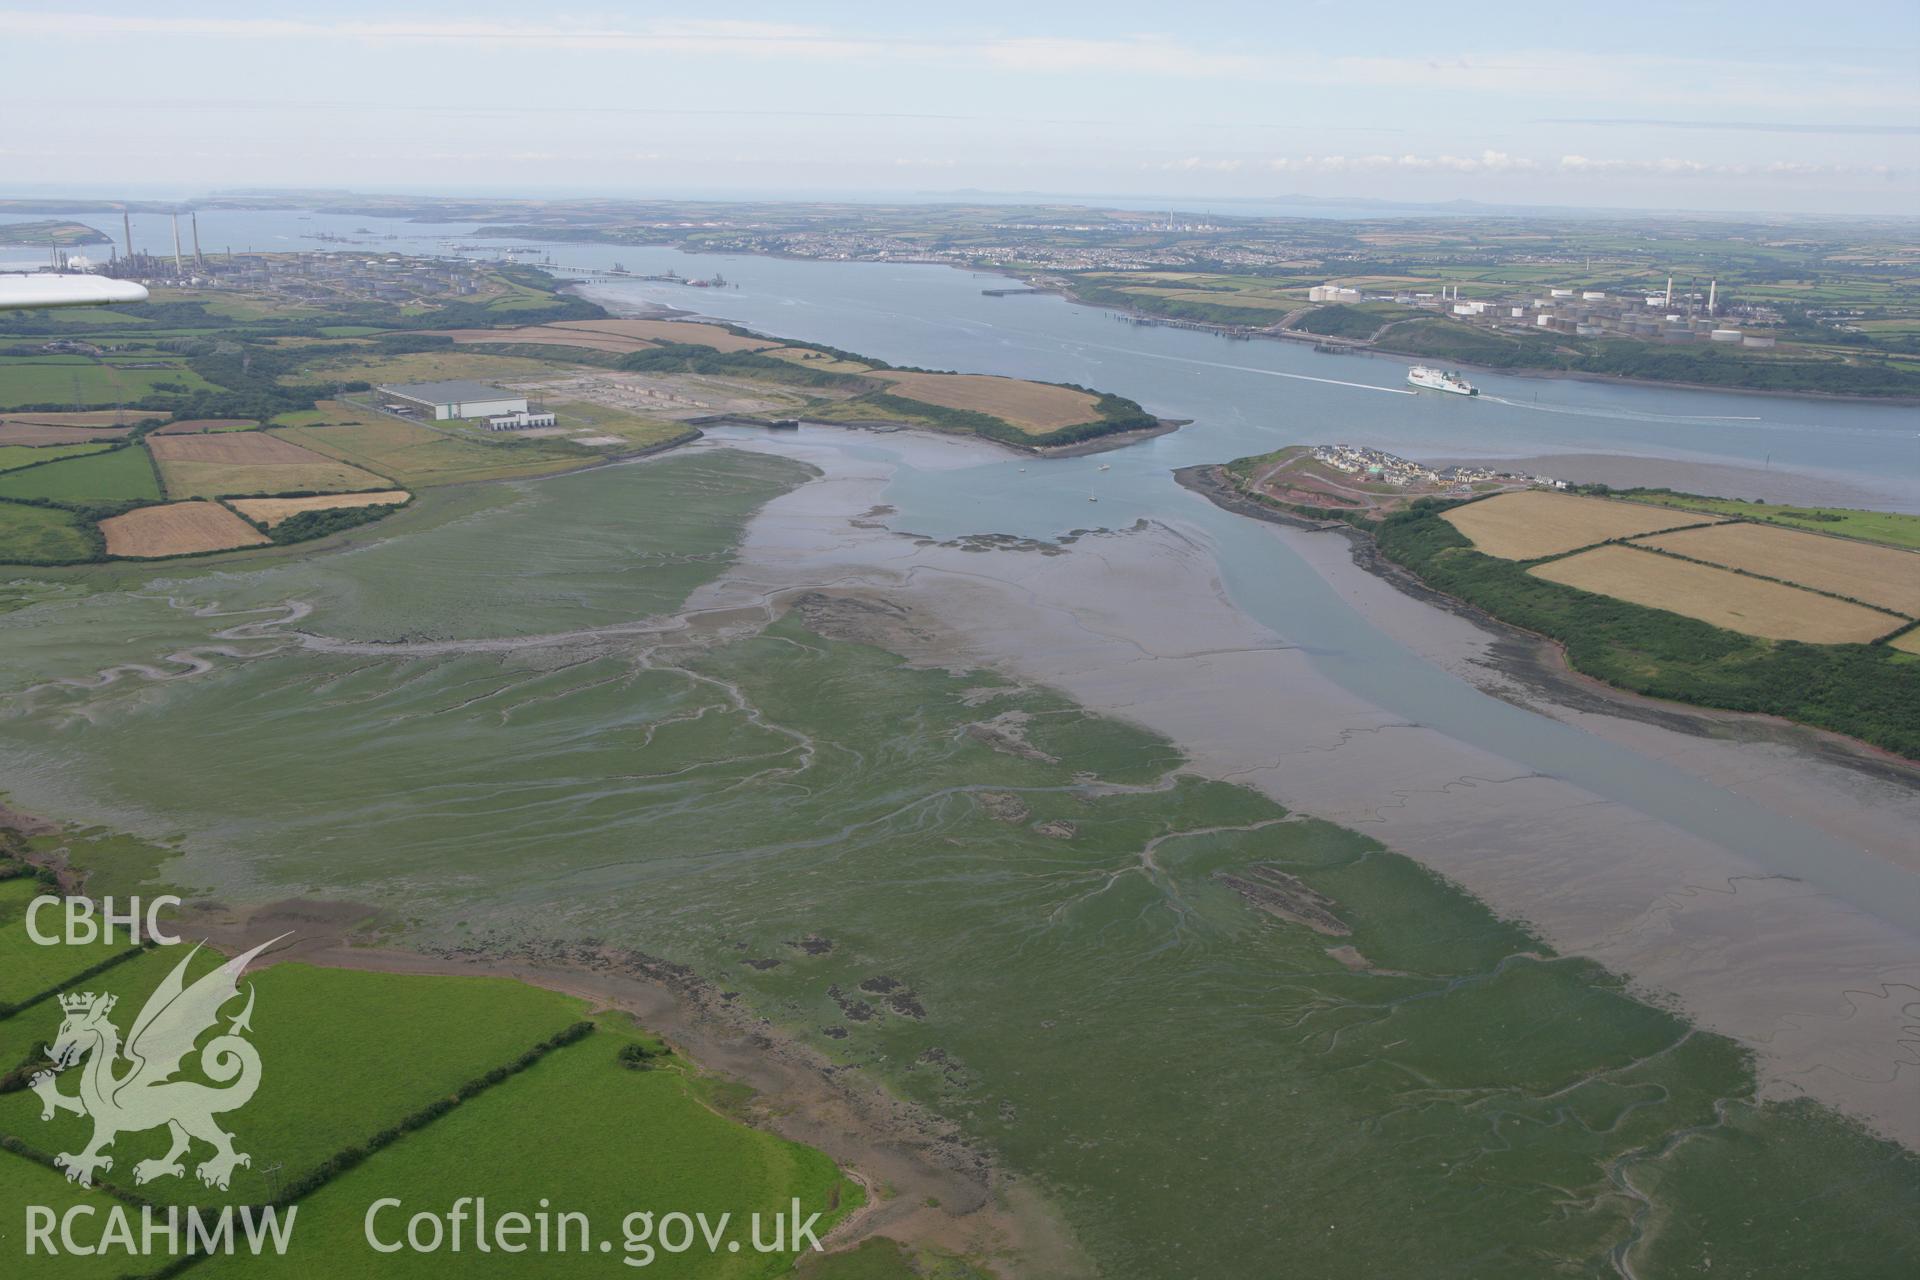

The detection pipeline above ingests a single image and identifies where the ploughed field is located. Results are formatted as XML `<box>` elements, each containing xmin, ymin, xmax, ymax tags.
<box><xmin>1</xmin><ymin>452</ymin><xmax>1913</xmax><ymax>1278</ymax></box>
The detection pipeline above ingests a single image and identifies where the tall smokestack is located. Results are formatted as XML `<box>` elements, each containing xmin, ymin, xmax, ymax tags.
<box><xmin>123</xmin><ymin>210</ymin><xmax>134</xmax><ymax>262</ymax></box>
<box><xmin>191</xmin><ymin>212</ymin><xmax>203</xmax><ymax>264</ymax></box>
<box><xmin>1707</xmin><ymin>280</ymin><xmax>1717</xmax><ymax>316</ymax></box>
<box><xmin>1665</xmin><ymin>276</ymin><xmax>1673</xmax><ymax>306</ymax></box>
<box><xmin>171</xmin><ymin>213</ymin><xmax>184</xmax><ymax>277</ymax></box>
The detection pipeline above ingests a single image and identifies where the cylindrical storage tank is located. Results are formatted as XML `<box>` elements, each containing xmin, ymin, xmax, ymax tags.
<box><xmin>1710</xmin><ymin>329</ymin><xmax>1741</xmax><ymax>342</ymax></box>
<box><xmin>1742</xmin><ymin>335</ymin><xmax>1776</xmax><ymax>348</ymax></box>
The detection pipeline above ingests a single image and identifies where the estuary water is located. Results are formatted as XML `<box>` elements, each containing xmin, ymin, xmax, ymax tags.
<box><xmin>6</xmin><ymin>205</ymin><xmax>1917</xmax><ymax>1142</ymax></box>
<box><xmin>8</xmin><ymin>205</ymin><xmax>1915</xmax><ymax>501</ymax></box>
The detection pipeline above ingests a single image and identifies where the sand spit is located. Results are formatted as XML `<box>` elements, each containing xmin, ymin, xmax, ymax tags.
<box><xmin>680</xmin><ymin>427</ymin><xmax>1920</xmax><ymax>1150</ymax></box>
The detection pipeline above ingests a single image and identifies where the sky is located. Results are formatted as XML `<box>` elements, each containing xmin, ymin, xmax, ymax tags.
<box><xmin>2</xmin><ymin>1</ymin><xmax>1917</xmax><ymax>215</ymax></box>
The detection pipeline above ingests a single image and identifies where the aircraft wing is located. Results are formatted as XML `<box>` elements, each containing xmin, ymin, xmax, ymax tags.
<box><xmin>0</xmin><ymin>274</ymin><xmax>149</xmax><ymax>311</ymax></box>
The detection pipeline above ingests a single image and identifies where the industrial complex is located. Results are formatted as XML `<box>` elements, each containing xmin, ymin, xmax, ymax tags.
<box><xmin>378</xmin><ymin>379</ymin><xmax>529</xmax><ymax>422</ymax></box>
<box><xmin>1310</xmin><ymin>277</ymin><xmax>1778</xmax><ymax>348</ymax></box>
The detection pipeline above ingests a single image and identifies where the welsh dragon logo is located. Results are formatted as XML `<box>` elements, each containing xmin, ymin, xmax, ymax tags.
<box><xmin>29</xmin><ymin>936</ymin><xmax>282</xmax><ymax>1191</ymax></box>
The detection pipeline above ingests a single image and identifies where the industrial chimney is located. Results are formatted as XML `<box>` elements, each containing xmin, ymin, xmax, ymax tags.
<box><xmin>123</xmin><ymin>210</ymin><xmax>134</xmax><ymax>263</ymax></box>
<box><xmin>191</xmin><ymin>212</ymin><xmax>203</xmax><ymax>265</ymax></box>
<box><xmin>171</xmin><ymin>213</ymin><xmax>184</xmax><ymax>278</ymax></box>
<box><xmin>1707</xmin><ymin>280</ymin><xmax>1717</xmax><ymax>316</ymax></box>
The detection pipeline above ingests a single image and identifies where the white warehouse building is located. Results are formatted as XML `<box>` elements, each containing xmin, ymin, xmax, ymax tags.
<box><xmin>379</xmin><ymin>379</ymin><xmax>528</xmax><ymax>421</ymax></box>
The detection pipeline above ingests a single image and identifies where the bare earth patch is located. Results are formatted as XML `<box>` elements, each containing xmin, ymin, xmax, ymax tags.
<box><xmin>1529</xmin><ymin>544</ymin><xmax>1904</xmax><ymax>643</ymax></box>
<box><xmin>100</xmin><ymin>501</ymin><xmax>270</xmax><ymax>557</ymax></box>
<box><xmin>1633</xmin><ymin>522</ymin><xmax>1920</xmax><ymax>618</ymax></box>
<box><xmin>870</xmin><ymin>371</ymin><xmax>1102</xmax><ymax>434</ymax></box>
<box><xmin>227</xmin><ymin>490</ymin><xmax>411</xmax><ymax>527</ymax></box>
<box><xmin>1442</xmin><ymin>490</ymin><xmax>1723</xmax><ymax>560</ymax></box>
<box><xmin>1215</xmin><ymin>865</ymin><xmax>1350</xmax><ymax>935</ymax></box>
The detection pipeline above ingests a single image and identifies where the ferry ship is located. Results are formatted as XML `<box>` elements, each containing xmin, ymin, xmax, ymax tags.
<box><xmin>1406</xmin><ymin>366</ymin><xmax>1478</xmax><ymax>396</ymax></box>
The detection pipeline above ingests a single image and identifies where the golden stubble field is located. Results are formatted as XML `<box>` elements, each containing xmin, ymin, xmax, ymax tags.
<box><xmin>1529</xmin><ymin>544</ymin><xmax>1904</xmax><ymax>644</ymax></box>
<box><xmin>99</xmin><ymin>501</ymin><xmax>270</xmax><ymax>557</ymax></box>
<box><xmin>1634</xmin><ymin>522</ymin><xmax>1920</xmax><ymax>618</ymax></box>
<box><xmin>149</xmin><ymin>431</ymin><xmax>391</xmax><ymax>498</ymax></box>
<box><xmin>428</xmin><ymin>325</ymin><xmax>658</xmax><ymax>355</ymax></box>
<box><xmin>228</xmin><ymin>490</ymin><xmax>411</xmax><ymax>526</ymax></box>
<box><xmin>550</xmin><ymin>318</ymin><xmax>783</xmax><ymax>353</ymax></box>
<box><xmin>1442</xmin><ymin>491</ymin><xmax>1723</xmax><ymax>560</ymax></box>
<box><xmin>870</xmin><ymin>370</ymin><xmax>1102</xmax><ymax>433</ymax></box>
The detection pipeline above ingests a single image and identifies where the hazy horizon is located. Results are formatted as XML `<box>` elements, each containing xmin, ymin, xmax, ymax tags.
<box><xmin>3</xmin><ymin>1</ymin><xmax>1915</xmax><ymax>216</ymax></box>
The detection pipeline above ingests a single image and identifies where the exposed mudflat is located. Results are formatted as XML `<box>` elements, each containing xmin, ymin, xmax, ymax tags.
<box><xmin>687</xmin><ymin>425</ymin><xmax>1920</xmax><ymax>1150</ymax></box>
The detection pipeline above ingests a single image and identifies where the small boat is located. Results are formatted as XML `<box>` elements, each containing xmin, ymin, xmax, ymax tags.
<box><xmin>1097</xmin><ymin>463</ymin><xmax>1111</xmax><ymax>471</ymax></box>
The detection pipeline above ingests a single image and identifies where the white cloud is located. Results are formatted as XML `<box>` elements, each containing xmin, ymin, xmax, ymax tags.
<box><xmin>1151</xmin><ymin>157</ymin><xmax>1246</xmax><ymax>173</ymax></box>
<box><xmin>1267</xmin><ymin>150</ymin><xmax>1536</xmax><ymax>173</ymax></box>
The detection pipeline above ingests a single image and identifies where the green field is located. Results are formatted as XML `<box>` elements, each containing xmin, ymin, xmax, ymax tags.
<box><xmin>0</xmin><ymin>853</ymin><xmax>864</xmax><ymax>1275</ymax></box>
<box><xmin>272</xmin><ymin>407</ymin><xmax>589</xmax><ymax>487</ymax></box>
<box><xmin>0</xmin><ymin>443</ymin><xmax>113</xmax><ymax>475</ymax></box>
<box><xmin>0</xmin><ymin>880</ymin><xmax>140</xmax><ymax>1010</ymax></box>
<box><xmin>282</xmin><ymin>349</ymin><xmax>575</xmax><ymax>388</ymax></box>
<box><xmin>0</xmin><ymin>445</ymin><xmax>160</xmax><ymax>503</ymax></box>
<box><xmin>193</xmin><ymin>1012</ymin><xmax>860</xmax><ymax>1278</ymax></box>
<box><xmin>1613</xmin><ymin>489</ymin><xmax>1920</xmax><ymax>550</ymax></box>
<box><xmin>0</xmin><ymin>921</ymin><xmax>861</xmax><ymax>1279</ymax></box>
<box><xmin>0</xmin><ymin>956</ymin><xmax>593</xmax><ymax>1206</ymax></box>
<box><xmin>0</xmin><ymin>1154</ymin><xmax>118</xmax><ymax>1280</ymax></box>
<box><xmin>0</xmin><ymin>360</ymin><xmax>215</xmax><ymax>409</ymax></box>
<box><xmin>0</xmin><ymin>500</ymin><xmax>96</xmax><ymax>562</ymax></box>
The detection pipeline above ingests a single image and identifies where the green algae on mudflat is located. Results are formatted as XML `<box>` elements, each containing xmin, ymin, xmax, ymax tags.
<box><xmin>0</xmin><ymin>449</ymin><xmax>1913</xmax><ymax>1277</ymax></box>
